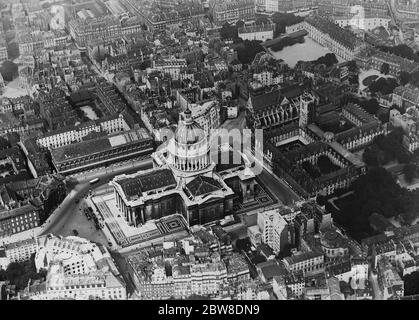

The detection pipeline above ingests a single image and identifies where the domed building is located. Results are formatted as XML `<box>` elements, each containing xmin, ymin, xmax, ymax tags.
<box><xmin>319</xmin><ymin>229</ymin><xmax>350</xmax><ymax>259</ymax></box>
<box><xmin>111</xmin><ymin>109</ymin><xmax>257</xmax><ymax>226</ymax></box>
<box><xmin>166</xmin><ymin>108</ymin><xmax>213</xmax><ymax>180</ymax></box>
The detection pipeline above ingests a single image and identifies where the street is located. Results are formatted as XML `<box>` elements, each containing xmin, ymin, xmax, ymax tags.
<box><xmin>258</xmin><ymin>168</ymin><xmax>301</xmax><ymax>205</ymax></box>
<box><xmin>220</xmin><ymin>111</ymin><xmax>300</xmax><ymax>205</ymax></box>
<box><xmin>370</xmin><ymin>271</ymin><xmax>383</xmax><ymax>300</ymax></box>
<box><xmin>41</xmin><ymin>158</ymin><xmax>153</xmax><ymax>236</ymax></box>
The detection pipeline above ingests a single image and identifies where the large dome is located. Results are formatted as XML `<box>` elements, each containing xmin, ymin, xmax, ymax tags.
<box><xmin>166</xmin><ymin>108</ymin><xmax>211</xmax><ymax>174</ymax></box>
<box><xmin>175</xmin><ymin>109</ymin><xmax>206</xmax><ymax>145</ymax></box>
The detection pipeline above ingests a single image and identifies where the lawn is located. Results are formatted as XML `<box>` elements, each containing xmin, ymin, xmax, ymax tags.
<box><xmin>362</xmin><ymin>75</ymin><xmax>379</xmax><ymax>87</ymax></box>
<box><xmin>358</xmin><ymin>68</ymin><xmax>396</xmax><ymax>91</ymax></box>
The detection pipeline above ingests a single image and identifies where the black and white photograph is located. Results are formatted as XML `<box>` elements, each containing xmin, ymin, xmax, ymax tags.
<box><xmin>0</xmin><ymin>0</ymin><xmax>418</xmax><ymax>311</ymax></box>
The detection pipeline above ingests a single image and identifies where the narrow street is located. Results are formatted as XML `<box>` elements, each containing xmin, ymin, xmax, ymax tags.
<box><xmin>370</xmin><ymin>271</ymin><xmax>383</xmax><ymax>300</ymax></box>
<box><xmin>219</xmin><ymin>111</ymin><xmax>301</xmax><ymax>205</ymax></box>
<box><xmin>258</xmin><ymin>168</ymin><xmax>301</xmax><ymax>205</ymax></box>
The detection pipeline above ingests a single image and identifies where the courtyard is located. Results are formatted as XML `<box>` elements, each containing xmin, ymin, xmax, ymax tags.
<box><xmin>317</xmin><ymin>117</ymin><xmax>355</xmax><ymax>134</ymax></box>
<box><xmin>358</xmin><ymin>69</ymin><xmax>396</xmax><ymax>91</ymax></box>
<box><xmin>301</xmin><ymin>155</ymin><xmax>343</xmax><ymax>180</ymax></box>
<box><xmin>277</xmin><ymin>139</ymin><xmax>306</xmax><ymax>154</ymax></box>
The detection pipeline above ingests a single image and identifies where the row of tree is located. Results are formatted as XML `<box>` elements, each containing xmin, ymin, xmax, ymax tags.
<box><xmin>0</xmin><ymin>255</ymin><xmax>47</xmax><ymax>292</ymax></box>
<box><xmin>235</xmin><ymin>40</ymin><xmax>266</xmax><ymax>65</ymax></box>
<box><xmin>271</xmin><ymin>13</ymin><xmax>304</xmax><ymax>37</ymax></box>
<box><xmin>312</xmin><ymin>53</ymin><xmax>338</xmax><ymax>68</ymax></box>
<box><xmin>379</xmin><ymin>44</ymin><xmax>419</xmax><ymax>63</ymax></box>
<box><xmin>269</xmin><ymin>36</ymin><xmax>304</xmax><ymax>52</ymax></box>
<box><xmin>328</xmin><ymin>167</ymin><xmax>405</xmax><ymax>240</ymax></box>
<box><xmin>363</xmin><ymin>127</ymin><xmax>410</xmax><ymax>166</ymax></box>
<box><xmin>369</xmin><ymin>76</ymin><xmax>399</xmax><ymax>95</ymax></box>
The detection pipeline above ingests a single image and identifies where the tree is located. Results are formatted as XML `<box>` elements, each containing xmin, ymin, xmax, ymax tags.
<box><xmin>397</xmin><ymin>151</ymin><xmax>412</xmax><ymax>164</ymax></box>
<box><xmin>377</xmin><ymin>111</ymin><xmax>388</xmax><ymax>123</ymax></box>
<box><xmin>314</xmin><ymin>53</ymin><xmax>338</xmax><ymax>67</ymax></box>
<box><xmin>0</xmin><ymin>61</ymin><xmax>18</xmax><ymax>82</ymax></box>
<box><xmin>349</xmin><ymin>74</ymin><xmax>359</xmax><ymax>86</ymax></box>
<box><xmin>0</xmin><ymin>137</ymin><xmax>10</xmax><ymax>150</ymax></box>
<box><xmin>269</xmin><ymin>36</ymin><xmax>303</xmax><ymax>52</ymax></box>
<box><xmin>347</xmin><ymin>60</ymin><xmax>358</xmax><ymax>73</ymax></box>
<box><xmin>7</xmin><ymin>42</ymin><xmax>19</xmax><ymax>61</ymax></box>
<box><xmin>369</xmin><ymin>77</ymin><xmax>398</xmax><ymax>95</ymax></box>
<box><xmin>302</xmin><ymin>161</ymin><xmax>320</xmax><ymax>178</ymax></box>
<box><xmin>236</xmin><ymin>40</ymin><xmax>265</xmax><ymax>65</ymax></box>
<box><xmin>362</xmin><ymin>146</ymin><xmax>380</xmax><ymax>167</ymax></box>
<box><xmin>317</xmin><ymin>155</ymin><xmax>336</xmax><ymax>174</ymax></box>
<box><xmin>403</xmin><ymin>271</ymin><xmax>419</xmax><ymax>296</ymax></box>
<box><xmin>330</xmin><ymin>167</ymin><xmax>407</xmax><ymax>241</ymax></box>
<box><xmin>255</xmin><ymin>16</ymin><xmax>269</xmax><ymax>25</ymax></box>
<box><xmin>220</xmin><ymin>22</ymin><xmax>238</xmax><ymax>40</ymax></box>
<box><xmin>140</xmin><ymin>60</ymin><xmax>151</xmax><ymax>70</ymax></box>
<box><xmin>404</xmin><ymin>163</ymin><xmax>417</xmax><ymax>183</ymax></box>
<box><xmin>2</xmin><ymin>256</ymin><xmax>47</xmax><ymax>291</ymax></box>
<box><xmin>316</xmin><ymin>193</ymin><xmax>327</xmax><ymax>206</ymax></box>
<box><xmin>271</xmin><ymin>12</ymin><xmax>304</xmax><ymax>37</ymax></box>
<box><xmin>364</xmin><ymin>98</ymin><xmax>380</xmax><ymax>115</ymax></box>
<box><xmin>400</xmin><ymin>71</ymin><xmax>411</xmax><ymax>86</ymax></box>
<box><xmin>379</xmin><ymin>44</ymin><xmax>419</xmax><ymax>62</ymax></box>
<box><xmin>235</xmin><ymin>237</ymin><xmax>251</xmax><ymax>252</ymax></box>
<box><xmin>380</xmin><ymin>62</ymin><xmax>390</xmax><ymax>75</ymax></box>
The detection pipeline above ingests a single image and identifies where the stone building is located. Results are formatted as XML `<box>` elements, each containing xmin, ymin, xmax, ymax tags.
<box><xmin>112</xmin><ymin>108</ymin><xmax>257</xmax><ymax>226</ymax></box>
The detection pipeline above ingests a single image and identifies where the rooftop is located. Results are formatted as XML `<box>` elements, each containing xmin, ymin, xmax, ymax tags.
<box><xmin>257</xmin><ymin>260</ymin><xmax>287</xmax><ymax>281</ymax></box>
<box><xmin>185</xmin><ymin>176</ymin><xmax>223</xmax><ymax>197</ymax></box>
<box><xmin>284</xmin><ymin>251</ymin><xmax>323</xmax><ymax>265</ymax></box>
<box><xmin>116</xmin><ymin>169</ymin><xmax>177</xmax><ymax>200</ymax></box>
<box><xmin>51</xmin><ymin>128</ymin><xmax>151</xmax><ymax>163</ymax></box>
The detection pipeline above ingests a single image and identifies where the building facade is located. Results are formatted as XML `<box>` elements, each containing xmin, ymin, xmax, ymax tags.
<box><xmin>302</xmin><ymin>15</ymin><xmax>365</xmax><ymax>61</ymax></box>
<box><xmin>257</xmin><ymin>209</ymin><xmax>289</xmax><ymax>254</ymax></box>
<box><xmin>51</xmin><ymin>128</ymin><xmax>154</xmax><ymax>175</ymax></box>
<box><xmin>4</xmin><ymin>238</ymin><xmax>37</xmax><ymax>263</ymax></box>
<box><xmin>0</xmin><ymin>204</ymin><xmax>40</xmax><ymax>238</ymax></box>
<box><xmin>211</xmin><ymin>0</ymin><xmax>256</xmax><ymax>25</ymax></box>
<box><xmin>37</xmin><ymin>114</ymin><xmax>130</xmax><ymax>149</ymax></box>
